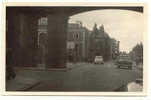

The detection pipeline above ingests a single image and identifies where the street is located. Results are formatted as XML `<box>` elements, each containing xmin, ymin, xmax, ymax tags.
<box><xmin>7</xmin><ymin>61</ymin><xmax>142</xmax><ymax>91</ymax></box>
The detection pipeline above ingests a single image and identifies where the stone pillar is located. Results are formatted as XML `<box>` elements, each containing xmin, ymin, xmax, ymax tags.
<box><xmin>6</xmin><ymin>11</ymin><xmax>38</xmax><ymax>67</ymax></box>
<box><xmin>6</xmin><ymin>11</ymin><xmax>20</xmax><ymax>66</ymax></box>
<box><xmin>18</xmin><ymin>14</ymin><xmax>38</xmax><ymax>67</ymax></box>
<box><xmin>46</xmin><ymin>14</ymin><xmax>68</xmax><ymax>68</ymax></box>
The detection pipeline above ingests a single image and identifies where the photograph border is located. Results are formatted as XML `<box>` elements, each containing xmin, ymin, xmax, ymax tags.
<box><xmin>0</xmin><ymin>2</ymin><xmax>148</xmax><ymax>96</ymax></box>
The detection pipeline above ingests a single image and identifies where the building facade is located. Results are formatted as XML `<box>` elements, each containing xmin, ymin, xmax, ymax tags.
<box><xmin>38</xmin><ymin>17</ymin><xmax>48</xmax><ymax>47</ymax></box>
<box><xmin>67</xmin><ymin>21</ymin><xmax>90</xmax><ymax>62</ymax></box>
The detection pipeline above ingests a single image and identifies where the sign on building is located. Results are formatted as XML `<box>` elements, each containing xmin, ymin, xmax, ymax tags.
<box><xmin>67</xmin><ymin>42</ymin><xmax>75</xmax><ymax>49</ymax></box>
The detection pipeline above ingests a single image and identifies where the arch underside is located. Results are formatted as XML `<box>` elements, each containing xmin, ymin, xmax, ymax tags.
<box><xmin>6</xmin><ymin>6</ymin><xmax>143</xmax><ymax>17</ymax></box>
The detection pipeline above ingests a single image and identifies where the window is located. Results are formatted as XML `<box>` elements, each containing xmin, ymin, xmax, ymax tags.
<box><xmin>76</xmin><ymin>33</ymin><xmax>79</xmax><ymax>39</ymax></box>
<box><xmin>73</xmin><ymin>33</ymin><xmax>79</xmax><ymax>39</ymax></box>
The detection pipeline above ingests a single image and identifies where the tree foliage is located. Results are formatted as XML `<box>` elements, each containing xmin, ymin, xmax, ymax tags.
<box><xmin>130</xmin><ymin>42</ymin><xmax>143</xmax><ymax>64</ymax></box>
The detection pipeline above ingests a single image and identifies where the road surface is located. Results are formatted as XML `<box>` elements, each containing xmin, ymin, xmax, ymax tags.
<box><xmin>7</xmin><ymin>61</ymin><xmax>143</xmax><ymax>91</ymax></box>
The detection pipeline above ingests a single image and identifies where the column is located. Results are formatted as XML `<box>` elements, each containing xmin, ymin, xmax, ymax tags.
<box><xmin>6</xmin><ymin>11</ymin><xmax>20</xmax><ymax>66</ymax></box>
<box><xmin>18</xmin><ymin>14</ymin><xmax>38</xmax><ymax>67</ymax></box>
<box><xmin>6</xmin><ymin>11</ymin><xmax>38</xmax><ymax>67</ymax></box>
<box><xmin>46</xmin><ymin>14</ymin><xmax>68</xmax><ymax>68</ymax></box>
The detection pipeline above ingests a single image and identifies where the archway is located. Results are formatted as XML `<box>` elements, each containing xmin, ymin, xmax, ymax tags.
<box><xmin>6</xmin><ymin>6</ymin><xmax>144</xmax><ymax>68</ymax></box>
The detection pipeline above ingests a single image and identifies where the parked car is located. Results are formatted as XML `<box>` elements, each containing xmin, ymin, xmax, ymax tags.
<box><xmin>94</xmin><ymin>56</ymin><xmax>104</xmax><ymax>64</ymax></box>
<box><xmin>116</xmin><ymin>56</ymin><xmax>133</xmax><ymax>69</ymax></box>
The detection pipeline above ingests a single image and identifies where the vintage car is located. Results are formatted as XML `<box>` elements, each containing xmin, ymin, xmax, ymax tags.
<box><xmin>94</xmin><ymin>56</ymin><xmax>104</xmax><ymax>64</ymax></box>
<box><xmin>116</xmin><ymin>56</ymin><xmax>133</xmax><ymax>69</ymax></box>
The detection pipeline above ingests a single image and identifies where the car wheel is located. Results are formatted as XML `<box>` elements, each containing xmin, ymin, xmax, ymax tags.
<box><xmin>118</xmin><ymin>66</ymin><xmax>120</xmax><ymax>68</ymax></box>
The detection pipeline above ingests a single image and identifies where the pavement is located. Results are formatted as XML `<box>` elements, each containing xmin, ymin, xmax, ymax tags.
<box><xmin>6</xmin><ymin>75</ymin><xmax>41</xmax><ymax>91</ymax></box>
<box><xmin>6</xmin><ymin>61</ymin><xmax>143</xmax><ymax>91</ymax></box>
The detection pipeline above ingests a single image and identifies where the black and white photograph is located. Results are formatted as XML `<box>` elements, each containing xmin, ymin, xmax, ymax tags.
<box><xmin>1</xmin><ymin>3</ymin><xmax>147</xmax><ymax>95</ymax></box>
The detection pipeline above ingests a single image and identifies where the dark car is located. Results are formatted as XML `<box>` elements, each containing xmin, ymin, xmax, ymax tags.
<box><xmin>116</xmin><ymin>56</ymin><xmax>133</xmax><ymax>69</ymax></box>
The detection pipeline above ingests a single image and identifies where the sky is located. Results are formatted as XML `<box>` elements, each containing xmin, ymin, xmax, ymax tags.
<box><xmin>69</xmin><ymin>9</ymin><xmax>144</xmax><ymax>52</ymax></box>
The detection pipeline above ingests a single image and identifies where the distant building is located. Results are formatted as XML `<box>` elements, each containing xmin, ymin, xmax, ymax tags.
<box><xmin>88</xmin><ymin>24</ymin><xmax>112</xmax><ymax>61</ymax></box>
<box><xmin>67</xmin><ymin>21</ymin><xmax>90</xmax><ymax>62</ymax></box>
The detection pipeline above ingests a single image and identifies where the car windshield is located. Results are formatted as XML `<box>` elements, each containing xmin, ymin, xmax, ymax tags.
<box><xmin>119</xmin><ymin>56</ymin><xmax>131</xmax><ymax>61</ymax></box>
<box><xmin>96</xmin><ymin>56</ymin><xmax>102</xmax><ymax>59</ymax></box>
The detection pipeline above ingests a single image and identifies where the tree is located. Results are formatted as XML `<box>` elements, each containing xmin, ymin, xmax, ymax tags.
<box><xmin>130</xmin><ymin>42</ymin><xmax>143</xmax><ymax>64</ymax></box>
